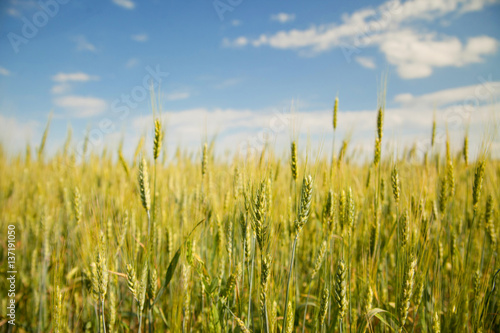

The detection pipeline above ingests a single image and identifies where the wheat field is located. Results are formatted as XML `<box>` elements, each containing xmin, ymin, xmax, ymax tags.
<box><xmin>0</xmin><ymin>103</ymin><xmax>499</xmax><ymax>332</ymax></box>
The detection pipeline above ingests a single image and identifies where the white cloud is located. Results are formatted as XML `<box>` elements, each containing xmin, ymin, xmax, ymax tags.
<box><xmin>394</xmin><ymin>81</ymin><xmax>500</xmax><ymax>107</ymax></box>
<box><xmin>6</xmin><ymin>8</ymin><xmax>20</xmax><ymax>17</ymax></box>
<box><xmin>127</xmin><ymin>82</ymin><xmax>498</xmax><ymax>159</ymax></box>
<box><xmin>355</xmin><ymin>56</ymin><xmax>376</xmax><ymax>69</ymax></box>
<box><xmin>222</xmin><ymin>36</ymin><xmax>248</xmax><ymax>48</ymax></box>
<box><xmin>112</xmin><ymin>0</ymin><xmax>135</xmax><ymax>10</ymax></box>
<box><xmin>6</xmin><ymin>0</ymin><xmax>38</xmax><ymax>17</ymax></box>
<box><xmin>271</xmin><ymin>13</ymin><xmax>296</xmax><ymax>23</ymax></box>
<box><xmin>376</xmin><ymin>30</ymin><xmax>498</xmax><ymax>78</ymax></box>
<box><xmin>73</xmin><ymin>35</ymin><xmax>97</xmax><ymax>52</ymax></box>
<box><xmin>125</xmin><ymin>58</ymin><xmax>140</xmax><ymax>68</ymax></box>
<box><xmin>0</xmin><ymin>66</ymin><xmax>10</xmax><ymax>76</ymax></box>
<box><xmin>165</xmin><ymin>91</ymin><xmax>190</xmax><ymax>101</ymax></box>
<box><xmin>54</xmin><ymin>95</ymin><xmax>107</xmax><ymax>118</ymax></box>
<box><xmin>0</xmin><ymin>114</ymin><xmax>37</xmax><ymax>153</ymax></box>
<box><xmin>231</xmin><ymin>19</ymin><xmax>242</xmax><ymax>26</ymax></box>
<box><xmin>224</xmin><ymin>0</ymin><xmax>499</xmax><ymax>78</ymax></box>
<box><xmin>52</xmin><ymin>72</ymin><xmax>100</xmax><ymax>82</ymax></box>
<box><xmin>131</xmin><ymin>34</ymin><xmax>149</xmax><ymax>42</ymax></box>
<box><xmin>51</xmin><ymin>72</ymin><xmax>99</xmax><ymax>95</ymax></box>
<box><xmin>51</xmin><ymin>83</ymin><xmax>71</xmax><ymax>94</ymax></box>
<box><xmin>214</xmin><ymin>78</ymin><xmax>243</xmax><ymax>89</ymax></box>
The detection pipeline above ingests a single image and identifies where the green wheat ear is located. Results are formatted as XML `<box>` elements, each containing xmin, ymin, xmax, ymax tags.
<box><xmin>333</xmin><ymin>96</ymin><xmax>338</xmax><ymax>130</ymax></box>
<box><xmin>153</xmin><ymin>118</ymin><xmax>162</xmax><ymax>160</ymax></box>
<box><xmin>296</xmin><ymin>174</ymin><xmax>313</xmax><ymax>232</ymax></box>
<box><xmin>138</xmin><ymin>156</ymin><xmax>151</xmax><ymax>212</ymax></box>
<box><xmin>290</xmin><ymin>141</ymin><xmax>298</xmax><ymax>181</ymax></box>
<box><xmin>318</xmin><ymin>285</ymin><xmax>329</xmax><ymax>328</ymax></box>
<box><xmin>202</xmin><ymin>142</ymin><xmax>208</xmax><ymax>177</ymax></box>
<box><xmin>377</xmin><ymin>106</ymin><xmax>384</xmax><ymax>140</ymax></box>
<box><xmin>391</xmin><ymin>165</ymin><xmax>400</xmax><ymax>203</ymax></box>
<box><xmin>472</xmin><ymin>160</ymin><xmax>486</xmax><ymax>214</ymax></box>
<box><xmin>335</xmin><ymin>259</ymin><xmax>347</xmax><ymax>320</ymax></box>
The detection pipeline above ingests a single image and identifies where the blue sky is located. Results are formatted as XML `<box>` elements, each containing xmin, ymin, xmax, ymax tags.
<box><xmin>0</xmin><ymin>0</ymin><xmax>499</xmax><ymax>160</ymax></box>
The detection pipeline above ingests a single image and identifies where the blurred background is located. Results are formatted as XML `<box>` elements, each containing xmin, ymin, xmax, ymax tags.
<box><xmin>0</xmin><ymin>0</ymin><xmax>499</xmax><ymax>160</ymax></box>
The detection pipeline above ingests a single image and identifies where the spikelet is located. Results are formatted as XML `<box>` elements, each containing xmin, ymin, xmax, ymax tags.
<box><xmin>181</xmin><ymin>264</ymin><xmax>191</xmax><ymax>321</ymax></box>
<box><xmin>153</xmin><ymin>118</ymin><xmax>162</xmax><ymax>160</ymax></box>
<box><xmin>53</xmin><ymin>285</ymin><xmax>62</xmax><ymax>333</ymax></box>
<box><xmin>485</xmin><ymin>195</ymin><xmax>496</xmax><ymax>246</ymax></box>
<box><xmin>260</xmin><ymin>255</ymin><xmax>272</xmax><ymax>322</ymax></box>
<box><xmin>311</xmin><ymin>240</ymin><xmax>327</xmax><ymax>279</ymax></box>
<box><xmin>399</xmin><ymin>254</ymin><xmax>417</xmax><ymax>328</ymax></box>
<box><xmin>391</xmin><ymin>165</ymin><xmax>400</xmax><ymax>204</ymax></box>
<box><xmin>339</xmin><ymin>190</ymin><xmax>346</xmax><ymax>230</ymax></box>
<box><xmin>96</xmin><ymin>251</ymin><xmax>108</xmax><ymax>297</ymax></box>
<box><xmin>222</xmin><ymin>263</ymin><xmax>241</xmax><ymax>300</ymax></box>
<box><xmin>472</xmin><ymin>160</ymin><xmax>486</xmax><ymax>214</ymax></box>
<box><xmin>446</xmin><ymin>161</ymin><xmax>455</xmax><ymax>196</ymax></box>
<box><xmin>73</xmin><ymin>186</ymin><xmax>82</xmax><ymax>224</ymax></box>
<box><xmin>202</xmin><ymin>143</ymin><xmax>208</xmax><ymax>177</ymax></box>
<box><xmin>126</xmin><ymin>264</ymin><xmax>138</xmax><ymax>301</ymax></box>
<box><xmin>413</xmin><ymin>278</ymin><xmax>424</xmax><ymax>310</ymax></box>
<box><xmin>296</xmin><ymin>175</ymin><xmax>313</xmax><ymax>232</ymax></box>
<box><xmin>373</xmin><ymin>138</ymin><xmax>381</xmax><ymax>167</ymax></box>
<box><xmin>270</xmin><ymin>301</ymin><xmax>278</xmax><ymax>333</ymax></box>
<box><xmin>322</xmin><ymin>189</ymin><xmax>335</xmax><ymax>234</ymax></box>
<box><xmin>148</xmin><ymin>267</ymin><xmax>158</xmax><ymax>305</ymax></box>
<box><xmin>234</xmin><ymin>313</ymin><xmax>251</xmax><ymax>333</ymax></box>
<box><xmin>251</xmin><ymin>180</ymin><xmax>268</xmax><ymax>250</ymax></box>
<box><xmin>380</xmin><ymin>178</ymin><xmax>386</xmax><ymax>202</ymax></box>
<box><xmin>432</xmin><ymin>311</ymin><xmax>441</xmax><ymax>333</ymax></box>
<box><xmin>463</xmin><ymin>135</ymin><xmax>469</xmax><ymax>166</ymax></box>
<box><xmin>472</xmin><ymin>270</ymin><xmax>481</xmax><ymax>304</ymax></box>
<box><xmin>362</xmin><ymin>285</ymin><xmax>373</xmax><ymax>316</ymax></box>
<box><xmin>138</xmin><ymin>156</ymin><xmax>151</xmax><ymax>212</ymax></box>
<box><xmin>345</xmin><ymin>187</ymin><xmax>355</xmax><ymax>234</ymax></box>
<box><xmin>90</xmin><ymin>263</ymin><xmax>100</xmax><ymax>301</ymax></box>
<box><xmin>377</xmin><ymin>106</ymin><xmax>384</xmax><ymax>140</ymax></box>
<box><xmin>138</xmin><ymin>262</ymin><xmax>148</xmax><ymax>313</ymax></box>
<box><xmin>233</xmin><ymin>166</ymin><xmax>242</xmax><ymax>199</ymax></box>
<box><xmin>335</xmin><ymin>259</ymin><xmax>348</xmax><ymax>320</ymax></box>
<box><xmin>265</xmin><ymin>177</ymin><xmax>272</xmax><ymax>214</ymax></box>
<box><xmin>290</xmin><ymin>141</ymin><xmax>298</xmax><ymax>181</ymax></box>
<box><xmin>318</xmin><ymin>285</ymin><xmax>329</xmax><ymax>328</ymax></box>
<box><xmin>333</xmin><ymin>96</ymin><xmax>338</xmax><ymax>131</ymax></box>
<box><xmin>338</xmin><ymin>140</ymin><xmax>348</xmax><ymax>165</ymax></box>
<box><xmin>400</xmin><ymin>210</ymin><xmax>409</xmax><ymax>248</ymax></box>
<box><xmin>226</xmin><ymin>221</ymin><xmax>233</xmax><ymax>258</ymax></box>
<box><xmin>186</xmin><ymin>238</ymin><xmax>194</xmax><ymax>266</ymax></box>
<box><xmin>108</xmin><ymin>282</ymin><xmax>117</xmax><ymax>333</ymax></box>
<box><xmin>38</xmin><ymin>113</ymin><xmax>51</xmax><ymax>160</ymax></box>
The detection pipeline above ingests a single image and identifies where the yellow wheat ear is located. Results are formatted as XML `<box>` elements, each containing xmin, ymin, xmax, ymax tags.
<box><xmin>138</xmin><ymin>156</ymin><xmax>151</xmax><ymax>212</ymax></box>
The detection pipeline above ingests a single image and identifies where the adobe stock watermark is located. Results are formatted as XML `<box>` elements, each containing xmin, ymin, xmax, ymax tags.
<box><xmin>70</xmin><ymin>65</ymin><xmax>169</xmax><ymax>164</ymax></box>
<box><xmin>7</xmin><ymin>224</ymin><xmax>17</xmax><ymax>326</ymax></box>
<box><xmin>7</xmin><ymin>0</ymin><xmax>71</xmax><ymax>54</ymax></box>
<box><xmin>237</xmin><ymin>107</ymin><xmax>295</xmax><ymax>157</ymax></box>
<box><xmin>213</xmin><ymin>0</ymin><xmax>243</xmax><ymax>21</ymax></box>
<box><xmin>415</xmin><ymin>74</ymin><xmax>499</xmax><ymax>156</ymax></box>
